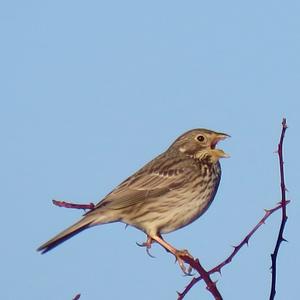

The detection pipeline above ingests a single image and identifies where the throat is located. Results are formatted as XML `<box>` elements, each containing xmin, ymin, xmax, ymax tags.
<box><xmin>195</xmin><ymin>157</ymin><xmax>221</xmax><ymax>179</ymax></box>
<box><xmin>194</xmin><ymin>150</ymin><xmax>221</xmax><ymax>164</ymax></box>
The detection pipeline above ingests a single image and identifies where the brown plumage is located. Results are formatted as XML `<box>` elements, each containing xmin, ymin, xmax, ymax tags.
<box><xmin>37</xmin><ymin>128</ymin><xmax>229</xmax><ymax>273</ymax></box>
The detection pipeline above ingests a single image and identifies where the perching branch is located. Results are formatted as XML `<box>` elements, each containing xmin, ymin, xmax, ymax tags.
<box><xmin>178</xmin><ymin>255</ymin><xmax>223</xmax><ymax>300</ymax></box>
<box><xmin>269</xmin><ymin>118</ymin><xmax>288</xmax><ymax>300</ymax></box>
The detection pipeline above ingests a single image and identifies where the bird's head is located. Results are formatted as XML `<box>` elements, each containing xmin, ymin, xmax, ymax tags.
<box><xmin>169</xmin><ymin>128</ymin><xmax>230</xmax><ymax>163</ymax></box>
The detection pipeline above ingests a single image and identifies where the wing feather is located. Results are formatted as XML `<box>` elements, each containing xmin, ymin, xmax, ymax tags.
<box><xmin>87</xmin><ymin>153</ymin><xmax>195</xmax><ymax>212</ymax></box>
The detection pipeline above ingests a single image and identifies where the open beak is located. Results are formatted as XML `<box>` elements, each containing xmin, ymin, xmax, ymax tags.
<box><xmin>211</xmin><ymin>132</ymin><xmax>230</xmax><ymax>158</ymax></box>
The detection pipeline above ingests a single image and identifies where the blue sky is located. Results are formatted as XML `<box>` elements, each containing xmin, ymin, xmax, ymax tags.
<box><xmin>1</xmin><ymin>1</ymin><xmax>299</xmax><ymax>299</ymax></box>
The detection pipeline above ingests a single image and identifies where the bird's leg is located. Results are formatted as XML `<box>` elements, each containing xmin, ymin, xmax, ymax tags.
<box><xmin>136</xmin><ymin>235</ymin><xmax>155</xmax><ymax>258</ymax></box>
<box><xmin>150</xmin><ymin>234</ymin><xmax>193</xmax><ymax>275</ymax></box>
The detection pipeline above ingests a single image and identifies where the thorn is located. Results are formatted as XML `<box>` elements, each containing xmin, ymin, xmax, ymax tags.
<box><xmin>217</xmin><ymin>268</ymin><xmax>222</xmax><ymax>275</ymax></box>
<box><xmin>282</xmin><ymin>237</ymin><xmax>288</xmax><ymax>243</ymax></box>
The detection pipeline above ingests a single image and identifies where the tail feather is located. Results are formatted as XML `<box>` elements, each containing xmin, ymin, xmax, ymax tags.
<box><xmin>37</xmin><ymin>217</ymin><xmax>95</xmax><ymax>254</ymax></box>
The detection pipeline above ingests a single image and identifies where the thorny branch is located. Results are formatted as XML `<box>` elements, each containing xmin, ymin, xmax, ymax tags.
<box><xmin>269</xmin><ymin>118</ymin><xmax>288</xmax><ymax>300</ymax></box>
<box><xmin>53</xmin><ymin>119</ymin><xmax>289</xmax><ymax>300</ymax></box>
<box><xmin>177</xmin><ymin>201</ymin><xmax>290</xmax><ymax>300</ymax></box>
<box><xmin>179</xmin><ymin>255</ymin><xmax>222</xmax><ymax>300</ymax></box>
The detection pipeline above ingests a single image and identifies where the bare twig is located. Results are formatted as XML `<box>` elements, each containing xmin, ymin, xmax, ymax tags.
<box><xmin>72</xmin><ymin>294</ymin><xmax>81</xmax><ymax>300</ymax></box>
<box><xmin>269</xmin><ymin>118</ymin><xmax>288</xmax><ymax>300</ymax></box>
<box><xmin>177</xmin><ymin>276</ymin><xmax>201</xmax><ymax>300</ymax></box>
<box><xmin>52</xmin><ymin>199</ymin><xmax>95</xmax><ymax>210</ymax></box>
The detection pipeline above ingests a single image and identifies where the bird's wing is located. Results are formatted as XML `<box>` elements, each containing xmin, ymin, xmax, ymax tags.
<box><xmin>87</xmin><ymin>154</ymin><xmax>195</xmax><ymax>211</ymax></box>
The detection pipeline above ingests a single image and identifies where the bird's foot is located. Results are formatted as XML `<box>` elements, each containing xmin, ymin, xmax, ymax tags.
<box><xmin>136</xmin><ymin>236</ymin><xmax>155</xmax><ymax>258</ymax></box>
<box><xmin>147</xmin><ymin>234</ymin><xmax>194</xmax><ymax>275</ymax></box>
<box><xmin>175</xmin><ymin>249</ymin><xmax>194</xmax><ymax>275</ymax></box>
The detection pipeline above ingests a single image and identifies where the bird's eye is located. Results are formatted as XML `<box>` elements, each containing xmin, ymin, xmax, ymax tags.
<box><xmin>197</xmin><ymin>135</ymin><xmax>206</xmax><ymax>142</ymax></box>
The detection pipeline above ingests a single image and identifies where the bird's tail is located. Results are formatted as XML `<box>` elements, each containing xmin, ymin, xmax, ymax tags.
<box><xmin>37</xmin><ymin>216</ymin><xmax>97</xmax><ymax>254</ymax></box>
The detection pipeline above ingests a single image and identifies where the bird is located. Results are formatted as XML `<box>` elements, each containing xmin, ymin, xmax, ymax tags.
<box><xmin>37</xmin><ymin>128</ymin><xmax>229</xmax><ymax>273</ymax></box>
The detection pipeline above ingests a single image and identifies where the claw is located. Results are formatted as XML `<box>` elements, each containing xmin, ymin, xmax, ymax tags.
<box><xmin>175</xmin><ymin>256</ymin><xmax>193</xmax><ymax>276</ymax></box>
<box><xmin>175</xmin><ymin>249</ymin><xmax>194</xmax><ymax>275</ymax></box>
<box><xmin>136</xmin><ymin>236</ymin><xmax>156</xmax><ymax>258</ymax></box>
<box><xmin>147</xmin><ymin>234</ymin><xmax>195</xmax><ymax>275</ymax></box>
<box><xmin>146</xmin><ymin>247</ymin><xmax>155</xmax><ymax>258</ymax></box>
